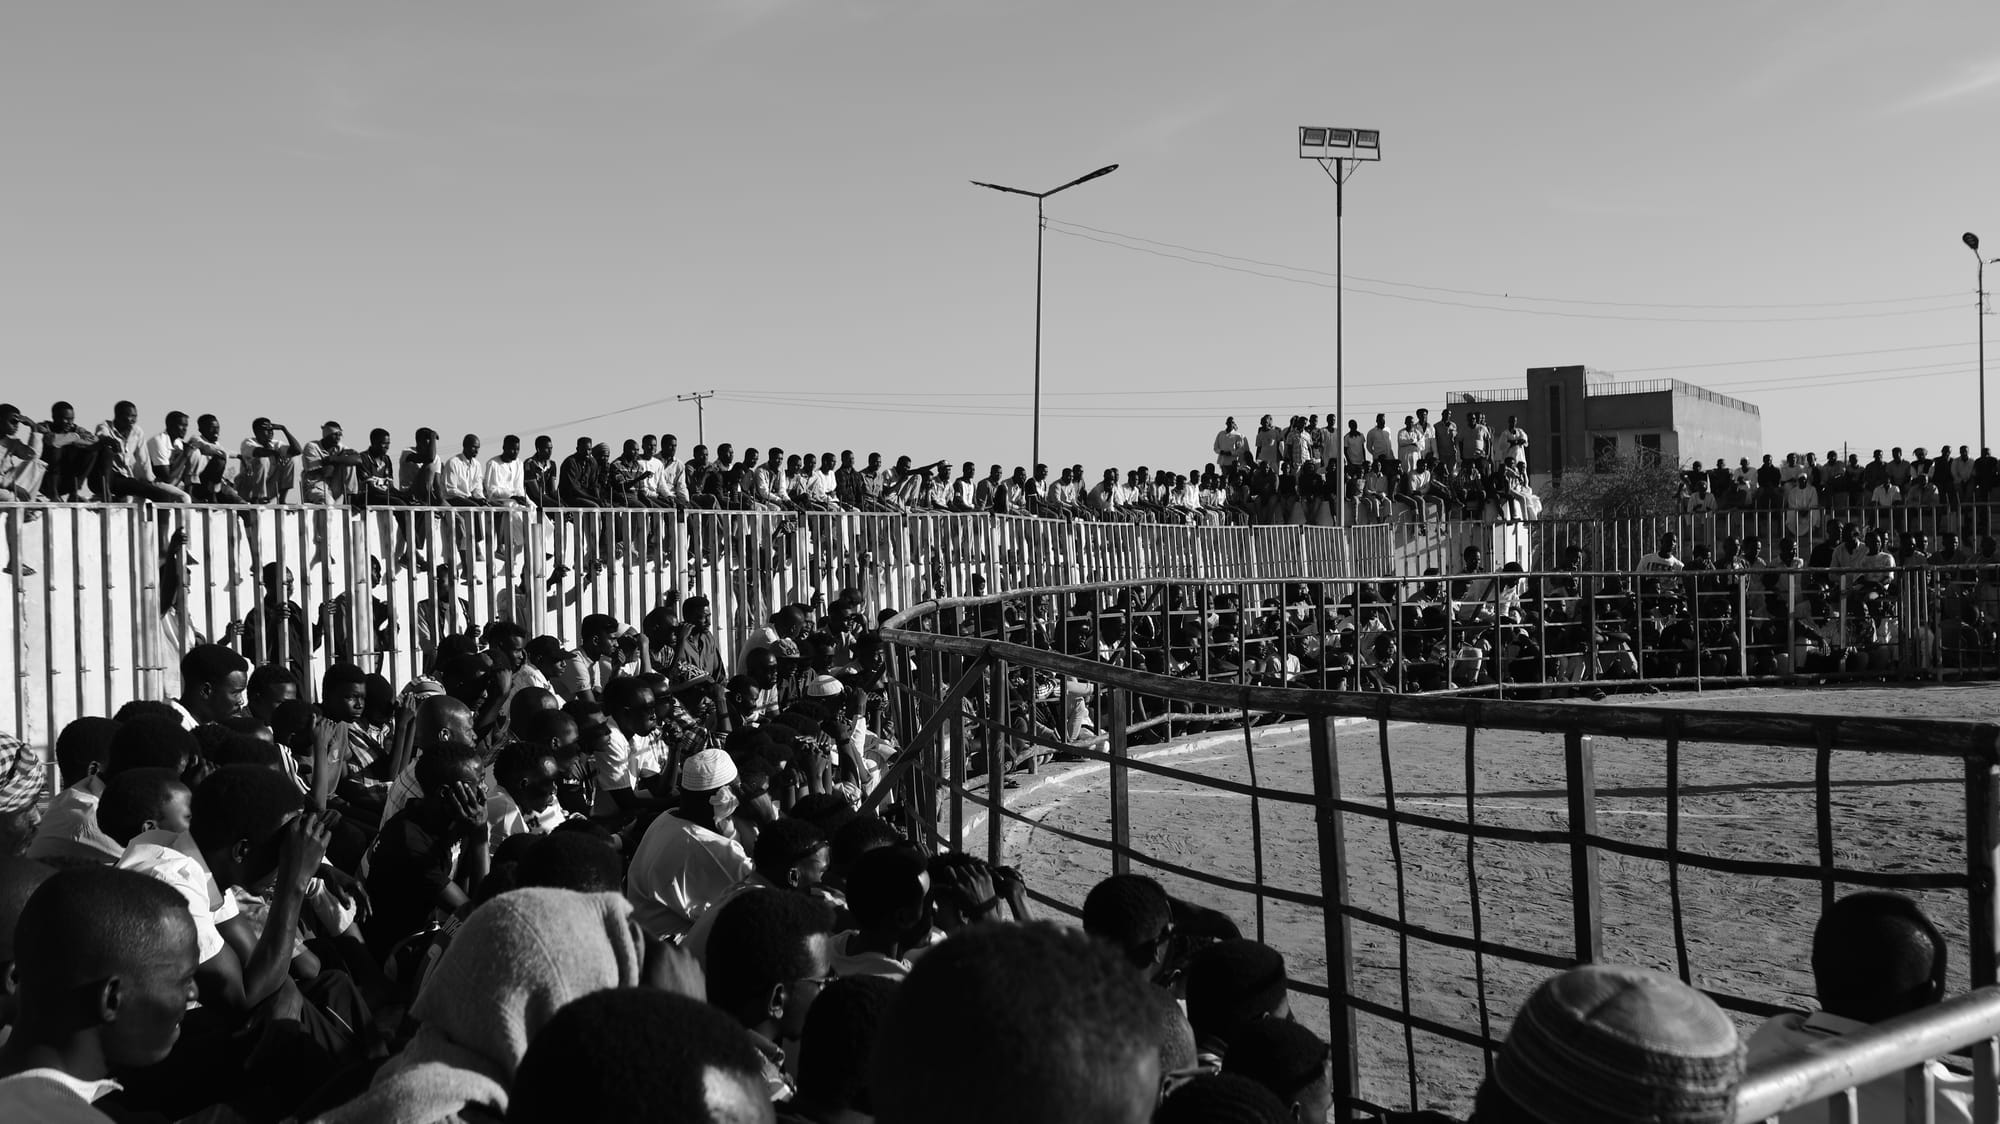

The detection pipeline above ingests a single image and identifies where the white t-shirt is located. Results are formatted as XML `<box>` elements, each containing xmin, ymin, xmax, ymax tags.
<box><xmin>593</xmin><ymin>725</ymin><xmax>666</xmax><ymax>815</ymax></box>
<box><xmin>1746</xmin><ymin>1010</ymin><xmax>1973</xmax><ymax>1124</ymax></box>
<box><xmin>117</xmin><ymin>830</ymin><xmax>239</xmax><ymax>964</ymax></box>
<box><xmin>626</xmin><ymin>812</ymin><xmax>754</xmax><ymax>940</ymax></box>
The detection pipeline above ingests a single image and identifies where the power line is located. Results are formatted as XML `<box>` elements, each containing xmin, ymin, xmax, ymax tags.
<box><xmin>1047</xmin><ymin>226</ymin><xmax>1961</xmax><ymax>324</ymax></box>
<box><xmin>1044</xmin><ymin>217</ymin><xmax>1960</xmax><ymax>310</ymax></box>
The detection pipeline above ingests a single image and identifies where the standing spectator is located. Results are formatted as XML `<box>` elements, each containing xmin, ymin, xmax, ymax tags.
<box><xmin>1466</xmin><ymin>412</ymin><xmax>1493</xmax><ymax>478</ymax></box>
<box><xmin>1213</xmin><ymin>417</ymin><xmax>1250</xmax><ymax>476</ymax></box>
<box><xmin>1434</xmin><ymin>409</ymin><xmax>1460</xmax><ymax>478</ymax></box>
<box><xmin>1365</xmin><ymin>414</ymin><xmax>1394</xmax><ymax>469</ymax></box>
<box><xmin>1755</xmin><ymin>455</ymin><xmax>1783</xmax><ymax>508</ymax></box>
<box><xmin>1254</xmin><ymin>415</ymin><xmax>1282</xmax><ymax>470</ymax></box>
<box><xmin>1501</xmin><ymin>414</ymin><xmax>1530</xmax><ymax>472</ymax></box>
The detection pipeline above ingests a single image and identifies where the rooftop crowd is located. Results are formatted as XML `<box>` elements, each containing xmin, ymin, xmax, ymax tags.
<box><xmin>0</xmin><ymin>603</ymin><xmax>1980</xmax><ymax>1121</ymax></box>
<box><xmin>9</xmin><ymin>400</ymin><xmax>2000</xmax><ymax>543</ymax></box>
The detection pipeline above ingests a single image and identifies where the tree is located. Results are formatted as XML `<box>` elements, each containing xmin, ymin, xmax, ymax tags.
<box><xmin>1540</xmin><ymin>451</ymin><xmax>1684</xmax><ymax>521</ymax></box>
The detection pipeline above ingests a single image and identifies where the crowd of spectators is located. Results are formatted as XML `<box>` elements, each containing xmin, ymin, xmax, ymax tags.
<box><xmin>13</xmin><ymin>399</ymin><xmax>2000</xmax><ymax>543</ymax></box>
<box><xmin>0</xmin><ymin>633</ymin><xmax>1975</xmax><ymax>1122</ymax></box>
<box><xmin>1680</xmin><ymin>445</ymin><xmax>2000</xmax><ymax>514</ymax></box>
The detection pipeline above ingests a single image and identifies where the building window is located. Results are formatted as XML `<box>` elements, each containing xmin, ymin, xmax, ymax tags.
<box><xmin>1636</xmin><ymin>433</ymin><xmax>1661</xmax><ymax>466</ymax></box>
<box><xmin>1593</xmin><ymin>434</ymin><xmax>1617</xmax><ymax>469</ymax></box>
<box><xmin>1546</xmin><ymin>385</ymin><xmax>1563</xmax><ymax>480</ymax></box>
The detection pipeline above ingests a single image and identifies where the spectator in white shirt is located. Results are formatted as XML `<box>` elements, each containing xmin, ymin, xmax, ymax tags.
<box><xmin>1501</xmin><ymin>415</ymin><xmax>1530</xmax><ymax>471</ymax></box>
<box><xmin>1365</xmin><ymin>414</ymin><xmax>1395</xmax><ymax>468</ymax></box>
<box><xmin>1396</xmin><ymin>415</ymin><xmax>1423</xmax><ymax>474</ymax></box>
<box><xmin>440</xmin><ymin>434</ymin><xmax>486</xmax><ymax>506</ymax></box>
<box><xmin>1213</xmin><ymin>417</ymin><xmax>1251</xmax><ymax>476</ymax></box>
<box><xmin>140</xmin><ymin>411</ymin><xmax>219</xmax><ymax>502</ymax></box>
<box><xmin>482</xmin><ymin>435</ymin><xmax>528</xmax><ymax>505</ymax></box>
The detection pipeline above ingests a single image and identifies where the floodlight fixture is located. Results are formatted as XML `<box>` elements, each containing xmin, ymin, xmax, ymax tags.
<box><xmin>970</xmin><ymin>163</ymin><xmax>1121</xmax><ymax>468</ymax></box>
<box><xmin>1298</xmin><ymin>125</ymin><xmax>1380</xmax><ymax>163</ymax></box>
<box><xmin>1297</xmin><ymin>124</ymin><xmax>1383</xmax><ymax>526</ymax></box>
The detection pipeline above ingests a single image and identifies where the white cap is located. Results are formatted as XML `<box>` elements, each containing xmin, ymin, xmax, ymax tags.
<box><xmin>805</xmin><ymin>674</ymin><xmax>844</xmax><ymax>698</ymax></box>
<box><xmin>680</xmin><ymin>748</ymin><xmax>739</xmax><ymax>793</ymax></box>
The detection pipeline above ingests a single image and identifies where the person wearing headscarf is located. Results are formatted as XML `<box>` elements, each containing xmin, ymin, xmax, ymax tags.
<box><xmin>312</xmin><ymin>887</ymin><xmax>685</xmax><ymax>1124</ymax></box>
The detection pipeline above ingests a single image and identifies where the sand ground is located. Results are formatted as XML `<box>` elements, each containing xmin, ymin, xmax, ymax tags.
<box><xmin>966</xmin><ymin>682</ymin><xmax>2000</xmax><ymax>1117</ymax></box>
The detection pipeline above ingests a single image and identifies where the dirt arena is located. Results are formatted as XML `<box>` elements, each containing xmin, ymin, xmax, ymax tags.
<box><xmin>968</xmin><ymin>682</ymin><xmax>2000</xmax><ymax>1117</ymax></box>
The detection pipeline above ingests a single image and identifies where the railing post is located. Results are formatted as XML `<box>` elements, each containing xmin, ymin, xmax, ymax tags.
<box><xmin>1308</xmin><ymin>714</ymin><xmax>1361</xmax><ymax>1124</ymax></box>
<box><xmin>989</xmin><ymin>653</ymin><xmax>1008</xmax><ymax>864</ymax></box>
<box><xmin>1563</xmin><ymin>729</ymin><xmax>1604</xmax><ymax>964</ymax></box>
<box><xmin>1108</xmin><ymin>688</ymin><xmax>1130</xmax><ymax>877</ymax></box>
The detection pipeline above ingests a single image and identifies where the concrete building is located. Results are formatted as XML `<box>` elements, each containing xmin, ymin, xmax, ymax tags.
<box><xmin>1445</xmin><ymin>365</ymin><xmax>1761</xmax><ymax>481</ymax></box>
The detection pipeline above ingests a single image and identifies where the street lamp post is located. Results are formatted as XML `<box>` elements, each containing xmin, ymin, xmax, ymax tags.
<box><xmin>972</xmin><ymin>164</ymin><xmax>1119</xmax><ymax>471</ymax></box>
<box><xmin>1300</xmin><ymin>127</ymin><xmax>1380</xmax><ymax>528</ymax></box>
<box><xmin>1967</xmin><ymin>232</ymin><xmax>1995</xmax><ymax>451</ymax></box>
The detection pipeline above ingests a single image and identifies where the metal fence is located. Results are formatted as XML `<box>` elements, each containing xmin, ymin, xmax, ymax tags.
<box><xmin>0</xmin><ymin>500</ymin><xmax>1364</xmax><ymax>749</ymax></box>
<box><xmin>876</xmin><ymin>583</ymin><xmax>2000</xmax><ymax>1120</ymax></box>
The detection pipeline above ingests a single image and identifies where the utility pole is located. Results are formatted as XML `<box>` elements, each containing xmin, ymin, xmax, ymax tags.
<box><xmin>677</xmin><ymin>391</ymin><xmax>715</xmax><ymax>447</ymax></box>
<box><xmin>972</xmin><ymin>164</ymin><xmax>1120</xmax><ymax>470</ymax></box>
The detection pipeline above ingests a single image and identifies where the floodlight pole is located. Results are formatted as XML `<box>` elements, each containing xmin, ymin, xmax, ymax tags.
<box><xmin>972</xmin><ymin>164</ymin><xmax>1119</xmax><ymax>471</ymax></box>
<box><xmin>1308</xmin><ymin>152</ymin><xmax>1368</xmax><ymax>528</ymax></box>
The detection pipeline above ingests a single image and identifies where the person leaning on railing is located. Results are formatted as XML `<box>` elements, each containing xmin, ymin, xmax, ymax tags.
<box><xmin>1744</xmin><ymin>891</ymin><xmax>1974</xmax><ymax>1124</ymax></box>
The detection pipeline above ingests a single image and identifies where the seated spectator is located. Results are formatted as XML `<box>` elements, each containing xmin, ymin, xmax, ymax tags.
<box><xmin>0</xmin><ymin>868</ymin><xmax>199</xmax><ymax>1122</ymax></box>
<box><xmin>0</xmin><ymin>736</ymin><xmax>43</xmax><ymax>859</ymax></box>
<box><xmin>1471</xmin><ymin>963</ymin><xmax>1742</xmax><ymax>1124</ymax></box>
<box><xmin>704</xmin><ymin>889</ymin><xmax>839</xmax><ymax>1103</ymax></box>
<box><xmin>831</xmin><ymin>844</ymin><xmax>938</xmax><ymax>980</ymax></box>
<box><xmin>486</xmin><ymin>740</ymin><xmax>582</xmax><ymax>847</ymax></box>
<box><xmin>872</xmin><ymin>922</ymin><xmax>1162</xmax><ymax>1124</ymax></box>
<box><xmin>0</xmin><ymin>857</ymin><xmax>56</xmax><ymax>1032</ymax></box>
<box><xmin>512</xmin><ymin>827</ymin><xmax>625</xmax><ymax>894</ymax></box>
<box><xmin>683</xmin><ymin>817</ymin><xmax>829</xmax><ymax>965</ymax></box>
<box><xmin>1155</xmin><ymin>1073</ymin><xmax>1292</xmax><ymax>1124</ymax></box>
<box><xmin>31</xmin><ymin>716</ymin><xmax>194</xmax><ymax>867</ymax></box>
<box><xmin>1185</xmin><ymin>938</ymin><xmax>1290</xmax><ymax>1066</ymax></box>
<box><xmin>1746</xmin><ymin>891</ymin><xmax>1970</xmax><ymax>1123</ymax></box>
<box><xmin>314</xmin><ymin>887</ymin><xmax>654</xmax><ymax>1124</ymax></box>
<box><xmin>1083</xmin><ymin>872</ymin><xmax>1175</xmax><ymax>980</ymax></box>
<box><xmin>507</xmin><ymin>989</ymin><xmax>772</xmax><ymax>1124</ymax></box>
<box><xmin>362</xmin><ymin>747</ymin><xmax>490</xmax><ymax>963</ymax></box>
<box><xmin>627</xmin><ymin>748</ymin><xmax>754</xmax><ymax>940</ymax></box>
<box><xmin>781</xmin><ymin>974</ymin><xmax>896</xmax><ymax>1124</ymax></box>
<box><xmin>116</xmin><ymin>766</ymin><xmax>362</xmax><ymax>1119</ymax></box>
<box><xmin>1228</xmin><ymin>1017</ymin><xmax>1333</xmax><ymax>1124</ymax></box>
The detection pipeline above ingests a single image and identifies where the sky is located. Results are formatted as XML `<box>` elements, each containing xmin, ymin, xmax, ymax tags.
<box><xmin>5</xmin><ymin>0</ymin><xmax>1999</xmax><ymax>473</ymax></box>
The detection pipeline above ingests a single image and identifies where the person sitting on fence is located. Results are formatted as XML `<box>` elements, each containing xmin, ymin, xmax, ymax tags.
<box><xmin>1470</xmin><ymin>963</ymin><xmax>1743</xmax><ymax>1124</ymax></box>
<box><xmin>1746</xmin><ymin>891</ymin><xmax>1972</xmax><ymax>1124</ymax></box>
